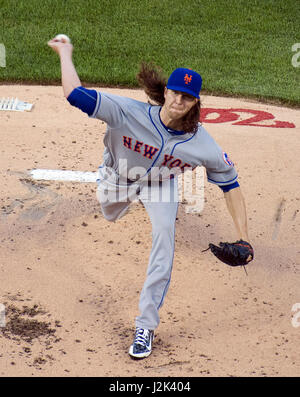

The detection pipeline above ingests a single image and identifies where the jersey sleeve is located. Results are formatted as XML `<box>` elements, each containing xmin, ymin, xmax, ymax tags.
<box><xmin>90</xmin><ymin>92</ymin><xmax>131</xmax><ymax>128</ymax></box>
<box><xmin>204</xmin><ymin>141</ymin><xmax>238</xmax><ymax>186</ymax></box>
<box><xmin>219</xmin><ymin>180</ymin><xmax>239</xmax><ymax>192</ymax></box>
<box><xmin>67</xmin><ymin>86</ymin><xmax>98</xmax><ymax>116</ymax></box>
<box><xmin>67</xmin><ymin>88</ymin><xmax>130</xmax><ymax>129</ymax></box>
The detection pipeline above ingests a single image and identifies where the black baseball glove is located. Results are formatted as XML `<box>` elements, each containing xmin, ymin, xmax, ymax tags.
<box><xmin>203</xmin><ymin>239</ymin><xmax>254</xmax><ymax>267</ymax></box>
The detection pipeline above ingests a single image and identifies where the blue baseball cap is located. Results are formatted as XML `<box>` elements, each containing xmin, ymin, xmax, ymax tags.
<box><xmin>166</xmin><ymin>68</ymin><xmax>202</xmax><ymax>99</ymax></box>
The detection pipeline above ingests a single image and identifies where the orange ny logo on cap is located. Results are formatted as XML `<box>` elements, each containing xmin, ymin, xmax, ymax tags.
<box><xmin>184</xmin><ymin>74</ymin><xmax>192</xmax><ymax>85</ymax></box>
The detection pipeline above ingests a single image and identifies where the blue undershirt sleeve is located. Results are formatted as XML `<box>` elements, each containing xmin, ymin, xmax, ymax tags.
<box><xmin>67</xmin><ymin>86</ymin><xmax>98</xmax><ymax>116</ymax></box>
<box><xmin>219</xmin><ymin>181</ymin><xmax>240</xmax><ymax>192</ymax></box>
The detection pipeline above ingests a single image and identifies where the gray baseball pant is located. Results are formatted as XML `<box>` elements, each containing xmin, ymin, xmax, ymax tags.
<box><xmin>97</xmin><ymin>176</ymin><xmax>179</xmax><ymax>331</ymax></box>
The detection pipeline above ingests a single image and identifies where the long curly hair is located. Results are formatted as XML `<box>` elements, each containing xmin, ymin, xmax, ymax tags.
<box><xmin>136</xmin><ymin>62</ymin><xmax>201</xmax><ymax>134</ymax></box>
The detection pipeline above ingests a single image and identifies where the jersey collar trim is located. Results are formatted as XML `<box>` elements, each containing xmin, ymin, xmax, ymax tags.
<box><xmin>149</xmin><ymin>106</ymin><xmax>190</xmax><ymax>139</ymax></box>
<box><xmin>147</xmin><ymin>106</ymin><xmax>165</xmax><ymax>172</ymax></box>
<box><xmin>158</xmin><ymin>109</ymin><xmax>186</xmax><ymax>135</ymax></box>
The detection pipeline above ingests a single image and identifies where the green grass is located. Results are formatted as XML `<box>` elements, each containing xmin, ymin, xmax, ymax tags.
<box><xmin>0</xmin><ymin>0</ymin><xmax>299</xmax><ymax>105</ymax></box>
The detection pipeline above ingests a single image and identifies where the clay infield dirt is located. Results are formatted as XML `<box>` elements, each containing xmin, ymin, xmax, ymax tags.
<box><xmin>0</xmin><ymin>85</ymin><xmax>299</xmax><ymax>376</ymax></box>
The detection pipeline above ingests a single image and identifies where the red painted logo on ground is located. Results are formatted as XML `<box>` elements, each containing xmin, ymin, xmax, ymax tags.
<box><xmin>200</xmin><ymin>108</ymin><xmax>295</xmax><ymax>128</ymax></box>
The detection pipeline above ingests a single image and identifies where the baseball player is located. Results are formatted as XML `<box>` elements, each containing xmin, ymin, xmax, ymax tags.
<box><xmin>48</xmin><ymin>37</ymin><xmax>253</xmax><ymax>359</ymax></box>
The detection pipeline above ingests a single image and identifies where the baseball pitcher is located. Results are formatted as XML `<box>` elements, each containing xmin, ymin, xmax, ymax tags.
<box><xmin>48</xmin><ymin>36</ymin><xmax>254</xmax><ymax>359</ymax></box>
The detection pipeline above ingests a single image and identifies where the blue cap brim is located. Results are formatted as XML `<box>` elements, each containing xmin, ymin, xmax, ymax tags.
<box><xmin>166</xmin><ymin>85</ymin><xmax>200</xmax><ymax>99</ymax></box>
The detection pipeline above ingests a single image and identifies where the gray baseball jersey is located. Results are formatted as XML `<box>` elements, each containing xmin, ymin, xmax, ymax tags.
<box><xmin>90</xmin><ymin>92</ymin><xmax>238</xmax><ymax>186</ymax></box>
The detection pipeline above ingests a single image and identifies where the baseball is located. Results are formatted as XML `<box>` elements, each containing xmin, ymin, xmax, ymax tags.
<box><xmin>54</xmin><ymin>34</ymin><xmax>71</xmax><ymax>43</ymax></box>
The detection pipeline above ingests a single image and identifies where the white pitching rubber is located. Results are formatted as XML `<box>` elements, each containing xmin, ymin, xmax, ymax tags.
<box><xmin>29</xmin><ymin>169</ymin><xmax>98</xmax><ymax>183</ymax></box>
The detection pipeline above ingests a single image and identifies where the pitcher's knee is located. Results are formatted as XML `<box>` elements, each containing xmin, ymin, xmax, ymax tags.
<box><xmin>152</xmin><ymin>218</ymin><xmax>175</xmax><ymax>235</ymax></box>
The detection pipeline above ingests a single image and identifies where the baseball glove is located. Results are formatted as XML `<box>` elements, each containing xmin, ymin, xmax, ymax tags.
<box><xmin>203</xmin><ymin>239</ymin><xmax>254</xmax><ymax>267</ymax></box>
